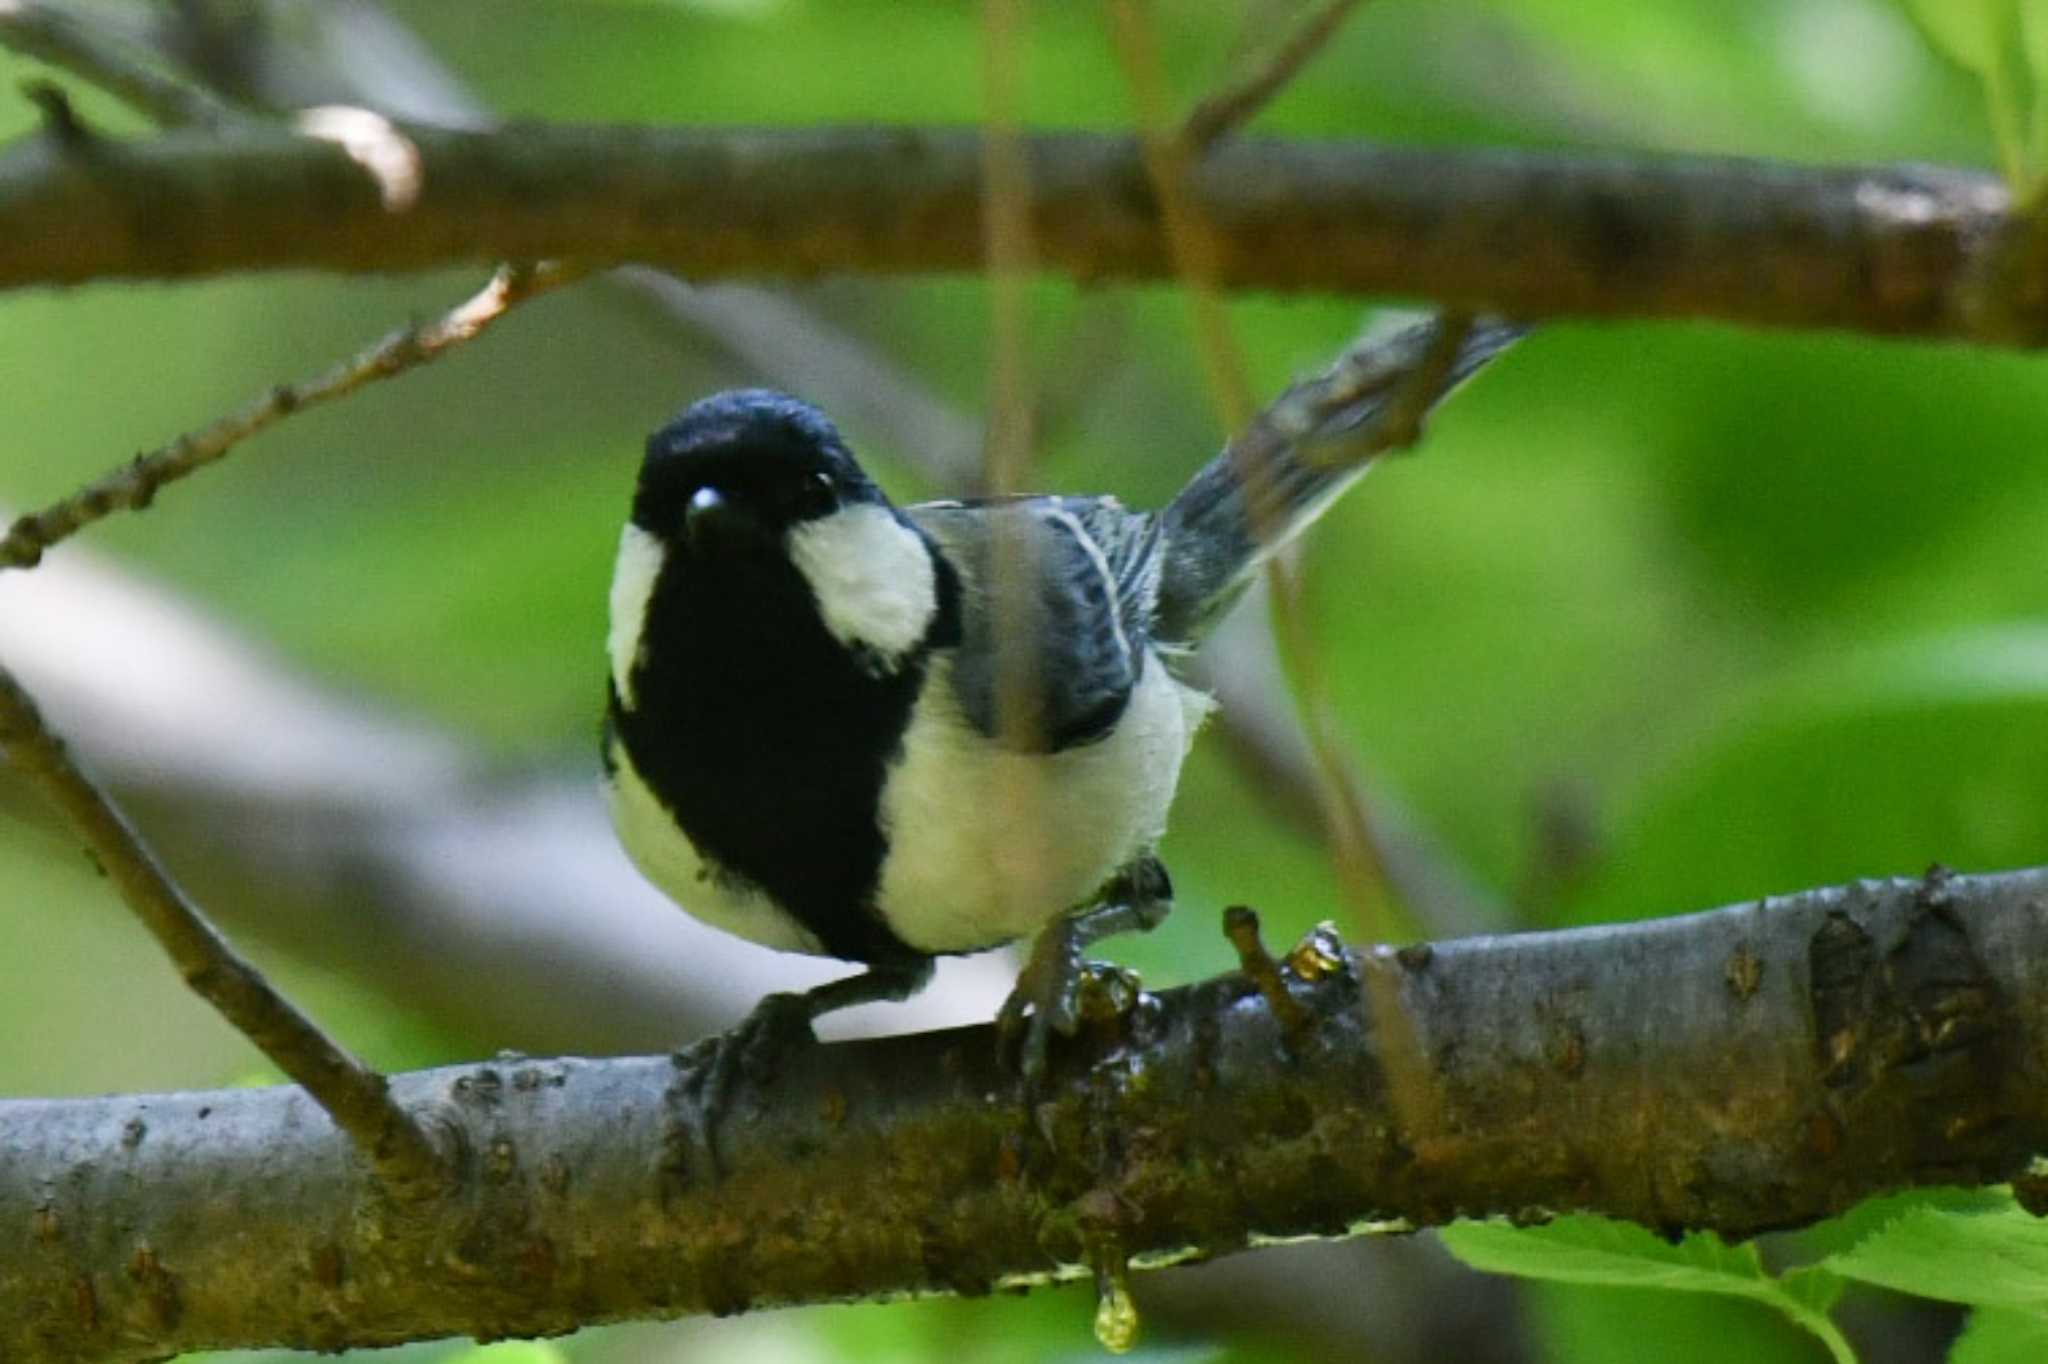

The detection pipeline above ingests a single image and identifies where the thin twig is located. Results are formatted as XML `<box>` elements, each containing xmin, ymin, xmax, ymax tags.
<box><xmin>1250</xmin><ymin>311</ymin><xmax>1516</xmax><ymax>470</ymax></box>
<box><xmin>1181</xmin><ymin>0</ymin><xmax>1365</xmax><ymax>150</ymax></box>
<box><xmin>0</xmin><ymin>661</ymin><xmax>442</xmax><ymax>1190</ymax></box>
<box><xmin>17</xmin><ymin>75</ymin><xmax>87</xmax><ymax>143</ymax></box>
<box><xmin>1105</xmin><ymin>0</ymin><xmax>1402</xmax><ymax>944</ymax></box>
<box><xmin>1359</xmin><ymin>310</ymin><xmax>1476</xmax><ymax>452</ymax></box>
<box><xmin>0</xmin><ymin>0</ymin><xmax>241</xmax><ymax>128</ymax></box>
<box><xmin>1221</xmin><ymin>904</ymin><xmax>1313</xmax><ymax>1042</ymax></box>
<box><xmin>980</xmin><ymin>0</ymin><xmax>1056</xmax><ymax>757</ymax></box>
<box><xmin>1111</xmin><ymin>7</ymin><xmax>1493</xmax><ymax>1171</ymax></box>
<box><xmin>1106</xmin><ymin>0</ymin><xmax>1256</xmax><ymax>422</ymax></box>
<box><xmin>979</xmin><ymin>0</ymin><xmax>1036</xmax><ymax>496</ymax></box>
<box><xmin>0</xmin><ymin>260</ymin><xmax>580</xmax><ymax>570</ymax></box>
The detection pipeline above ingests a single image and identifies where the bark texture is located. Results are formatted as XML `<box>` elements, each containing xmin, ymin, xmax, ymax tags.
<box><xmin>0</xmin><ymin>123</ymin><xmax>2022</xmax><ymax>340</ymax></box>
<box><xmin>4</xmin><ymin>867</ymin><xmax>2044</xmax><ymax>1361</ymax></box>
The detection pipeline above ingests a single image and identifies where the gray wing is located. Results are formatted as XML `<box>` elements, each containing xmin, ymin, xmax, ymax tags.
<box><xmin>908</xmin><ymin>494</ymin><xmax>1163</xmax><ymax>753</ymax></box>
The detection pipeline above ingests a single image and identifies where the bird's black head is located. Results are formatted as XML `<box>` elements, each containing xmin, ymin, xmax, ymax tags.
<box><xmin>633</xmin><ymin>389</ymin><xmax>883</xmax><ymax>547</ymax></box>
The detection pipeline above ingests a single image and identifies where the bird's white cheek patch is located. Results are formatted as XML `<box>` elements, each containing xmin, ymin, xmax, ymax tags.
<box><xmin>608</xmin><ymin>524</ymin><xmax>666</xmax><ymax>706</ymax></box>
<box><xmin>786</xmin><ymin>505</ymin><xmax>938</xmax><ymax>669</ymax></box>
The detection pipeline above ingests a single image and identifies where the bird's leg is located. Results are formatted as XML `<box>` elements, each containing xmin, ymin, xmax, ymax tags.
<box><xmin>997</xmin><ymin>855</ymin><xmax>1173</xmax><ymax>1086</ymax></box>
<box><xmin>684</xmin><ymin>955</ymin><xmax>934</xmax><ymax>1171</ymax></box>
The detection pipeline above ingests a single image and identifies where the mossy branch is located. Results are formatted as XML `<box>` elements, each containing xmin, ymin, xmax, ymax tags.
<box><xmin>4</xmin><ymin>866</ymin><xmax>2044</xmax><ymax>1360</ymax></box>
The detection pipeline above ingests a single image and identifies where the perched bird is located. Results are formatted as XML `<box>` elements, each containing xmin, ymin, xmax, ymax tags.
<box><xmin>603</xmin><ymin>315</ymin><xmax>1520</xmax><ymax>1084</ymax></box>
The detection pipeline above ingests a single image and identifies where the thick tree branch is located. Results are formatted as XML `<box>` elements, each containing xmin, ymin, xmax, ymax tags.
<box><xmin>4</xmin><ymin>864</ymin><xmax>2043</xmax><ymax>1361</ymax></box>
<box><xmin>0</xmin><ymin>123</ymin><xmax>2022</xmax><ymax>341</ymax></box>
<box><xmin>0</xmin><ymin>661</ymin><xmax>443</xmax><ymax>1192</ymax></box>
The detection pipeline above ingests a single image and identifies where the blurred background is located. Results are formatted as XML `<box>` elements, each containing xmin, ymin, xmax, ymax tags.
<box><xmin>2</xmin><ymin>0</ymin><xmax>2044</xmax><ymax>1360</ymax></box>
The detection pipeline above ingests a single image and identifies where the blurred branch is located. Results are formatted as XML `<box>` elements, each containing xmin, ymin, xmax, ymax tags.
<box><xmin>0</xmin><ymin>0</ymin><xmax>241</xmax><ymax>128</ymax></box>
<box><xmin>0</xmin><ymin>539</ymin><xmax>1021</xmax><ymax>1052</ymax></box>
<box><xmin>0</xmin><ymin>261</ymin><xmax>577</xmax><ymax>570</ymax></box>
<box><xmin>0</xmin><ymin>122</ymin><xmax>2025</xmax><ymax>342</ymax></box>
<box><xmin>1182</xmin><ymin>0</ymin><xmax>1366</xmax><ymax>149</ymax></box>
<box><xmin>0</xmin><ymin>661</ymin><xmax>441</xmax><ymax>1192</ymax></box>
<box><xmin>5</xmin><ymin>864</ymin><xmax>2045</xmax><ymax>1360</ymax></box>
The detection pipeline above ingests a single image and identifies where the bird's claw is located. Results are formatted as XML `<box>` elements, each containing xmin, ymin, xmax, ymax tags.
<box><xmin>683</xmin><ymin>989</ymin><xmax>821</xmax><ymax>1173</ymax></box>
<box><xmin>997</xmin><ymin>929</ymin><xmax>1144</xmax><ymax>1091</ymax></box>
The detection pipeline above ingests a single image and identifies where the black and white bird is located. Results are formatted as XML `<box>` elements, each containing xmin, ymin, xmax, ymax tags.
<box><xmin>603</xmin><ymin>315</ymin><xmax>1520</xmax><ymax>1081</ymax></box>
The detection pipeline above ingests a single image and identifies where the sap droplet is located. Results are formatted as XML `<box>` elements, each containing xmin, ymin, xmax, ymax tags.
<box><xmin>1287</xmin><ymin>921</ymin><xmax>1347</xmax><ymax>981</ymax></box>
<box><xmin>1092</xmin><ymin>1256</ymin><xmax>1140</xmax><ymax>1354</ymax></box>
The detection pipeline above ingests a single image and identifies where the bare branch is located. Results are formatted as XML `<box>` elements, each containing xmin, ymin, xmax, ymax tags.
<box><xmin>0</xmin><ymin>662</ymin><xmax>442</xmax><ymax>1191</ymax></box>
<box><xmin>3</xmin><ymin>864</ymin><xmax>2043</xmax><ymax>1360</ymax></box>
<box><xmin>0</xmin><ymin>260</ymin><xmax>578</xmax><ymax>570</ymax></box>
<box><xmin>979</xmin><ymin>0</ymin><xmax>1037</xmax><ymax>495</ymax></box>
<box><xmin>0</xmin><ymin>0</ymin><xmax>240</xmax><ymax>128</ymax></box>
<box><xmin>0</xmin><ymin>124</ymin><xmax>2015</xmax><ymax>342</ymax></box>
<box><xmin>1182</xmin><ymin>0</ymin><xmax>1367</xmax><ymax>150</ymax></box>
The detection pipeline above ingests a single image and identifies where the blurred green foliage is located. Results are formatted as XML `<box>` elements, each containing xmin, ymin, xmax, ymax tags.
<box><xmin>3</xmin><ymin>0</ymin><xmax>2046</xmax><ymax>1360</ymax></box>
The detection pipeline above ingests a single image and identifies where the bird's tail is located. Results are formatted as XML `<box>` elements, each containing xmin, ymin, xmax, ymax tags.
<box><xmin>1152</xmin><ymin>315</ymin><xmax>1524</xmax><ymax>645</ymax></box>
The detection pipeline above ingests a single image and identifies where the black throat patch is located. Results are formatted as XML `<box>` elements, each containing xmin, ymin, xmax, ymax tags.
<box><xmin>610</xmin><ymin>529</ymin><xmax>957</xmax><ymax>965</ymax></box>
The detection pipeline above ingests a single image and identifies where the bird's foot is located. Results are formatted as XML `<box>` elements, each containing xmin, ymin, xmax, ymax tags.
<box><xmin>680</xmin><ymin>957</ymin><xmax>933</xmax><ymax>1175</ymax></box>
<box><xmin>675</xmin><ymin>990</ymin><xmax>820</xmax><ymax>1174</ymax></box>
<box><xmin>997</xmin><ymin>857</ymin><xmax>1175</xmax><ymax>1091</ymax></box>
<box><xmin>690</xmin><ymin>989</ymin><xmax>819</xmax><ymax>1103</ymax></box>
<box><xmin>996</xmin><ymin>916</ymin><xmax>1089</xmax><ymax>1088</ymax></box>
<box><xmin>996</xmin><ymin>925</ymin><xmax>1154</xmax><ymax>1091</ymax></box>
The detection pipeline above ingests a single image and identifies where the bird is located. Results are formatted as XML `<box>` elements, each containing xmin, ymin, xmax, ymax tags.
<box><xmin>602</xmin><ymin>314</ymin><xmax>1521</xmax><ymax>1093</ymax></box>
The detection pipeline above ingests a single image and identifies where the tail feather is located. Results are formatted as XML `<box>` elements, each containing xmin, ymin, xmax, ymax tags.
<box><xmin>1154</xmin><ymin>315</ymin><xmax>1524</xmax><ymax>644</ymax></box>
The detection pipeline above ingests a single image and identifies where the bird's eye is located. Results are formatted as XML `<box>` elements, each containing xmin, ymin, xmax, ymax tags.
<box><xmin>794</xmin><ymin>470</ymin><xmax>836</xmax><ymax>517</ymax></box>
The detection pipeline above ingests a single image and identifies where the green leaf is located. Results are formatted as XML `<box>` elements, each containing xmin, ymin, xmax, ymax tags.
<box><xmin>1826</xmin><ymin>1193</ymin><xmax>2048</xmax><ymax>1311</ymax></box>
<box><xmin>1441</xmin><ymin>1216</ymin><xmax>1857</xmax><ymax>1364</ymax></box>
<box><xmin>1798</xmin><ymin>1187</ymin><xmax>2016</xmax><ymax>1261</ymax></box>
<box><xmin>1898</xmin><ymin>0</ymin><xmax>2020</xmax><ymax>76</ymax></box>
<box><xmin>1781</xmin><ymin>1264</ymin><xmax>1849</xmax><ymax>1318</ymax></box>
<box><xmin>2024</xmin><ymin>2</ymin><xmax>2048</xmax><ymax>162</ymax></box>
<box><xmin>1528</xmin><ymin>1282</ymin><xmax>1831</xmax><ymax>1364</ymax></box>
<box><xmin>1953</xmin><ymin>1307</ymin><xmax>2048</xmax><ymax>1364</ymax></box>
<box><xmin>1896</xmin><ymin>0</ymin><xmax>2032</xmax><ymax>179</ymax></box>
<box><xmin>1563</xmin><ymin>626</ymin><xmax>2048</xmax><ymax>930</ymax></box>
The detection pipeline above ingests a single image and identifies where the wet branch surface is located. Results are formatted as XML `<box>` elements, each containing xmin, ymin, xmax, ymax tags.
<box><xmin>0</xmin><ymin>121</ymin><xmax>2029</xmax><ymax>342</ymax></box>
<box><xmin>6</xmin><ymin>866</ymin><xmax>2046</xmax><ymax>1361</ymax></box>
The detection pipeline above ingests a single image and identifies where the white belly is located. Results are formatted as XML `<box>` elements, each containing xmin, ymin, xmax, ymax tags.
<box><xmin>604</xmin><ymin>745</ymin><xmax>826</xmax><ymax>955</ymax></box>
<box><xmin>873</xmin><ymin>651</ymin><xmax>1212</xmax><ymax>954</ymax></box>
<box><xmin>605</xmin><ymin>652</ymin><xmax>1211</xmax><ymax>960</ymax></box>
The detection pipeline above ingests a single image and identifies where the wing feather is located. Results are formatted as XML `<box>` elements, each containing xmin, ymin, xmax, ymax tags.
<box><xmin>908</xmin><ymin>495</ymin><xmax>1161</xmax><ymax>752</ymax></box>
